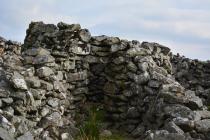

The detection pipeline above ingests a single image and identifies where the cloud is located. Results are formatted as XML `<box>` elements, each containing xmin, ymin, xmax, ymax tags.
<box><xmin>0</xmin><ymin>0</ymin><xmax>209</xmax><ymax>60</ymax></box>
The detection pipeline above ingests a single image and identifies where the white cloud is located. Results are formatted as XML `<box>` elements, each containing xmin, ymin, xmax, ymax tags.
<box><xmin>0</xmin><ymin>0</ymin><xmax>210</xmax><ymax>60</ymax></box>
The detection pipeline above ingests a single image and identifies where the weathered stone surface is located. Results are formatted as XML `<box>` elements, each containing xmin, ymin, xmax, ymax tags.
<box><xmin>145</xmin><ymin>130</ymin><xmax>186</xmax><ymax>140</ymax></box>
<box><xmin>195</xmin><ymin>119</ymin><xmax>210</xmax><ymax>132</ymax></box>
<box><xmin>148</xmin><ymin>80</ymin><xmax>160</xmax><ymax>88</ymax></box>
<box><xmin>111</xmin><ymin>43</ymin><xmax>127</xmax><ymax>53</ymax></box>
<box><xmin>70</xmin><ymin>45</ymin><xmax>90</xmax><ymax>55</ymax></box>
<box><xmin>25</xmin><ymin>76</ymin><xmax>41</xmax><ymax>88</ymax></box>
<box><xmin>36</xmin><ymin>66</ymin><xmax>54</xmax><ymax>78</ymax></box>
<box><xmin>0</xmin><ymin>127</ymin><xmax>14</xmax><ymax>140</ymax></box>
<box><xmin>33</xmin><ymin>54</ymin><xmax>55</xmax><ymax>65</ymax></box>
<box><xmin>24</xmin><ymin>47</ymin><xmax>50</xmax><ymax>56</ymax></box>
<box><xmin>126</xmin><ymin>47</ymin><xmax>151</xmax><ymax>57</ymax></box>
<box><xmin>112</xmin><ymin>56</ymin><xmax>125</xmax><ymax>65</ymax></box>
<box><xmin>78</xmin><ymin>29</ymin><xmax>91</xmax><ymax>42</ymax></box>
<box><xmin>128</xmin><ymin>72</ymin><xmax>150</xmax><ymax>84</ymax></box>
<box><xmin>127</xmin><ymin>61</ymin><xmax>138</xmax><ymax>72</ymax></box>
<box><xmin>164</xmin><ymin>121</ymin><xmax>184</xmax><ymax>135</ymax></box>
<box><xmin>67</xmin><ymin>71</ymin><xmax>87</xmax><ymax>82</ymax></box>
<box><xmin>38</xmin><ymin>112</ymin><xmax>63</xmax><ymax>128</ymax></box>
<box><xmin>11</xmin><ymin>71</ymin><xmax>28</xmax><ymax>90</ymax></box>
<box><xmin>17</xmin><ymin>131</ymin><xmax>33</xmax><ymax>140</ymax></box>
<box><xmin>57</xmin><ymin>22</ymin><xmax>81</xmax><ymax>31</ymax></box>
<box><xmin>40</xmin><ymin>80</ymin><xmax>53</xmax><ymax>91</ymax></box>
<box><xmin>1</xmin><ymin>21</ymin><xmax>210</xmax><ymax>140</ymax></box>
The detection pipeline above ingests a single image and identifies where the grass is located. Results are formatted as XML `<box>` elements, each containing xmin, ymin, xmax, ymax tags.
<box><xmin>76</xmin><ymin>105</ymin><xmax>125</xmax><ymax>140</ymax></box>
<box><xmin>76</xmin><ymin>106</ymin><xmax>103</xmax><ymax>140</ymax></box>
<box><xmin>208</xmin><ymin>105</ymin><xmax>210</xmax><ymax>111</ymax></box>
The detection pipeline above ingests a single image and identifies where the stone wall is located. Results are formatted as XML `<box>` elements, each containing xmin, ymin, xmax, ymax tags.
<box><xmin>172</xmin><ymin>55</ymin><xmax>210</xmax><ymax>105</ymax></box>
<box><xmin>0</xmin><ymin>21</ymin><xmax>210</xmax><ymax>140</ymax></box>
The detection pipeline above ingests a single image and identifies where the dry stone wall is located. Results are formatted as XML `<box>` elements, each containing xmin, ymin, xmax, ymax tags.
<box><xmin>0</xmin><ymin>21</ymin><xmax>210</xmax><ymax>140</ymax></box>
<box><xmin>172</xmin><ymin>55</ymin><xmax>210</xmax><ymax>106</ymax></box>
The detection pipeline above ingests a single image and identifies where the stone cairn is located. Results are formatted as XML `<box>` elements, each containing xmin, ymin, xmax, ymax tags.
<box><xmin>0</xmin><ymin>22</ymin><xmax>210</xmax><ymax>140</ymax></box>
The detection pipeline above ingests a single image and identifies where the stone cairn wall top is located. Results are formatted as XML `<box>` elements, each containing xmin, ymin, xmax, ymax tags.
<box><xmin>0</xmin><ymin>21</ymin><xmax>210</xmax><ymax>140</ymax></box>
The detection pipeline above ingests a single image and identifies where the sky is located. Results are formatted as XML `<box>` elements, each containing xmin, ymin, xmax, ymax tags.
<box><xmin>0</xmin><ymin>0</ymin><xmax>210</xmax><ymax>60</ymax></box>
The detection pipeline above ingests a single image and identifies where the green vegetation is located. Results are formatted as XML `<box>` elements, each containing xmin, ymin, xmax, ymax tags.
<box><xmin>76</xmin><ymin>106</ymin><xmax>125</xmax><ymax>140</ymax></box>
<box><xmin>208</xmin><ymin>105</ymin><xmax>210</xmax><ymax>111</ymax></box>
<box><xmin>76</xmin><ymin>106</ymin><xmax>102</xmax><ymax>140</ymax></box>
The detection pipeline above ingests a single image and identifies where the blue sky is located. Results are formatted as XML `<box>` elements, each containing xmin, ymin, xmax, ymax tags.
<box><xmin>0</xmin><ymin>0</ymin><xmax>210</xmax><ymax>60</ymax></box>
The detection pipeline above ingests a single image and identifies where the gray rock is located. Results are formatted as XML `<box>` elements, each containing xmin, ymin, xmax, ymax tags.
<box><xmin>62</xmin><ymin>60</ymin><xmax>75</xmax><ymax>71</ymax></box>
<box><xmin>17</xmin><ymin>131</ymin><xmax>33</xmax><ymax>140</ymax></box>
<box><xmin>40</xmin><ymin>80</ymin><xmax>53</xmax><ymax>91</ymax></box>
<box><xmin>111</xmin><ymin>44</ymin><xmax>126</xmax><ymax>53</ymax></box>
<box><xmin>36</xmin><ymin>66</ymin><xmax>54</xmax><ymax>78</ymax></box>
<box><xmin>70</xmin><ymin>45</ymin><xmax>90</xmax><ymax>55</ymax></box>
<box><xmin>163</xmin><ymin>104</ymin><xmax>193</xmax><ymax>119</ymax></box>
<box><xmin>131</xmin><ymin>124</ymin><xmax>145</xmax><ymax>137</ymax></box>
<box><xmin>24</xmin><ymin>47</ymin><xmax>50</xmax><ymax>56</ymax></box>
<box><xmin>173</xmin><ymin>117</ymin><xmax>195</xmax><ymax>132</ymax></box>
<box><xmin>47</xmin><ymin>98</ymin><xmax>59</xmax><ymax>107</ymax></box>
<box><xmin>90</xmin><ymin>35</ymin><xmax>108</xmax><ymax>45</ymax></box>
<box><xmin>113</xmin><ymin>56</ymin><xmax>125</xmax><ymax>65</ymax></box>
<box><xmin>195</xmin><ymin>119</ymin><xmax>210</xmax><ymax>132</ymax></box>
<box><xmin>148</xmin><ymin>80</ymin><xmax>160</xmax><ymax>88</ymax></box>
<box><xmin>145</xmin><ymin>130</ymin><xmax>186</xmax><ymax>140</ymax></box>
<box><xmin>11</xmin><ymin>71</ymin><xmax>28</xmax><ymax>90</ymax></box>
<box><xmin>38</xmin><ymin>112</ymin><xmax>63</xmax><ymax>128</ymax></box>
<box><xmin>127</xmin><ymin>61</ymin><xmax>137</xmax><ymax>73</ymax></box>
<box><xmin>67</xmin><ymin>70</ymin><xmax>87</xmax><ymax>82</ymax></box>
<box><xmin>22</xmin><ymin>67</ymin><xmax>35</xmax><ymax>77</ymax></box>
<box><xmin>0</xmin><ymin>127</ymin><xmax>14</xmax><ymax>140</ymax></box>
<box><xmin>57</xmin><ymin>22</ymin><xmax>81</xmax><ymax>31</ymax></box>
<box><xmin>78</xmin><ymin>29</ymin><xmax>91</xmax><ymax>42</ymax></box>
<box><xmin>141</xmin><ymin>42</ymin><xmax>154</xmax><ymax>52</ymax></box>
<box><xmin>85</xmin><ymin>55</ymin><xmax>101</xmax><ymax>63</ymax></box>
<box><xmin>91</xmin><ymin>45</ymin><xmax>110</xmax><ymax>52</ymax></box>
<box><xmin>33</xmin><ymin>54</ymin><xmax>55</xmax><ymax>65</ymax></box>
<box><xmin>103</xmin><ymin>36</ymin><xmax>120</xmax><ymax>45</ymax></box>
<box><xmin>126</xmin><ymin>47</ymin><xmax>151</xmax><ymax>57</ymax></box>
<box><xmin>128</xmin><ymin>72</ymin><xmax>150</xmax><ymax>84</ymax></box>
<box><xmin>40</xmin><ymin>107</ymin><xmax>50</xmax><ymax>117</ymax></box>
<box><xmin>195</xmin><ymin>110</ymin><xmax>210</xmax><ymax>119</ymax></box>
<box><xmin>100</xmin><ymin>130</ymin><xmax>112</xmax><ymax>137</ymax></box>
<box><xmin>61</xmin><ymin>133</ymin><xmax>74</xmax><ymax>140</ymax></box>
<box><xmin>184</xmin><ymin>90</ymin><xmax>203</xmax><ymax>110</ymax></box>
<box><xmin>2</xmin><ymin>98</ymin><xmax>13</xmax><ymax>104</ymax></box>
<box><xmin>55</xmin><ymin>71</ymin><xmax>63</xmax><ymax>81</ymax></box>
<box><xmin>164</xmin><ymin>121</ymin><xmax>184</xmax><ymax>135</ymax></box>
<box><xmin>52</xmin><ymin>50</ymin><xmax>68</xmax><ymax>57</ymax></box>
<box><xmin>25</xmin><ymin>77</ymin><xmax>41</xmax><ymax>88</ymax></box>
<box><xmin>30</xmin><ymin>88</ymin><xmax>45</xmax><ymax>100</ymax></box>
<box><xmin>138</xmin><ymin>62</ymin><xmax>149</xmax><ymax>72</ymax></box>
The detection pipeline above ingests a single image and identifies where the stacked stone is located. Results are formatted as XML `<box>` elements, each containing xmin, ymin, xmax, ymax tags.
<box><xmin>23</xmin><ymin>22</ymin><xmax>92</xmax><ymax>139</ymax></box>
<box><xmin>0</xmin><ymin>22</ymin><xmax>92</xmax><ymax>140</ymax></box>
<box><xmin>172</xmin><ymin>55</ymin><xmax>210</xmax><ymax>106</ymax></box>
<box><xmin>94</xmin><ymin>40</ymin><xmax>210</xmax><ymax>139</ymax></box>
<box><xmin>98</xmin><ymin>41</ymin><xmax>170</xmax><ymax>132</ymax></box>
<box><xmin>0</xmin><ymin>21</ymin><xmax>210</xmax><ymax>140</ymax></box>
<box><xmin>86</xmin><ymin>36</ymin><xmax>123</xmax><ymax>101</ymax></box>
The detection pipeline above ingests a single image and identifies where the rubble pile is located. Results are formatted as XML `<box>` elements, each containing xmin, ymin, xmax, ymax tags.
<box><xmin>0</xmin><ymin>21</ymin><xmax>210</xmax><ymax>140</ymax></box>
